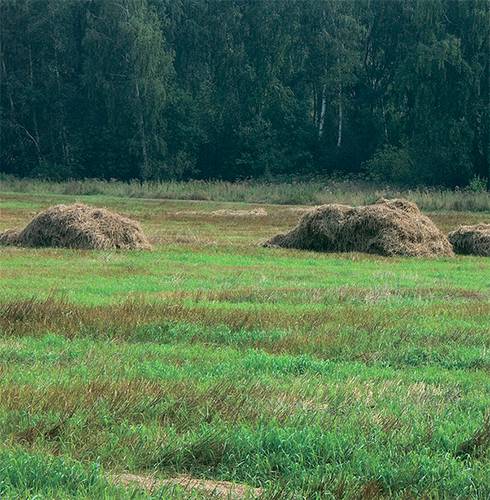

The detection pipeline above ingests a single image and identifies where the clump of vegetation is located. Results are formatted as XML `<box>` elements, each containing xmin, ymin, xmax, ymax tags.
<box><xmin>1</xmin><ymin>176</ymin><xmax>489</xmax><ymax>212</ymax></box>
<box><xmin>448</xmin><ymin>224</ymin><xmax>490</xmax><ymax>256</ymax></box>
<box><xmin>363</xmin><ymin>145</ymin><xmax>414</xmax><ymax>185</ymax></box>
<box><xmin>263</xmin><ymin>199</ymin><xmax>454</xmax><ymax>257</ymax></box>
<box><xmin>467</xmin><ymin>176</ymin><xmax>489</xmax><ymax>193</ymax></box>
<box><xmin>0</xmin><ymin>203</ymin><xmax>151</xmax><ymax>250</ymax></box>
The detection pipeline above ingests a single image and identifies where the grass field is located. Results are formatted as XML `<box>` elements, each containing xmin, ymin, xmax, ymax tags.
<box><xmin>0</xmin><ymin>189</ymin><xmax>489</xmax><ymax>498</ymax></box>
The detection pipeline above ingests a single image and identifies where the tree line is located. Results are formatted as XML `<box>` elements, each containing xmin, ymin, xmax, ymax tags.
<box><xmin>1</xmin><ymin>0</ymin><xmax>489</xmax><ymax>187</ymax></box>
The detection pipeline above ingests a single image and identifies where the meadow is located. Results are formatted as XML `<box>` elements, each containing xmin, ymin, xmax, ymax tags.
<box><xmin>0</xmin><ymin>187</ymin><xmax>489</xmax><ymax>498</ymax></box>
<box><xmin>2</xmin><ymin>175</ymin><xmax>490</xmax><ymax>211</ymax></box>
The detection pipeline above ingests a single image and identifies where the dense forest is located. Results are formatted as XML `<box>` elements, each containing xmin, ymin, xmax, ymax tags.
<box><xmin>1</xmin><ymin>0</ymin><xmax>489</xmax><ymax>187</ymax></box>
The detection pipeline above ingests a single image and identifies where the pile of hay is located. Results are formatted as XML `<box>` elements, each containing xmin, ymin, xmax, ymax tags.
<box><xmin>210</xmin><ymin>208</ymin><xmax>268</xmax><ymax>217</ymax></box>
<box><xmin>0</xmin><ymin>229</ymin><xmax>21</xmax><ymax>246</ymax></box>
<box><xmin>0</xmin><ymin>203</ymin><xmax>151</xmax><ymax>250</ymax></box>
<box><xmin>448</xmin><ymin>224</ymin><xmax>490</xmax><ymax>256</ymax></box>
<box><xmin>263</xmin><ymin>198</ymin><xmax>453</xmax><ymax>257</ymax></box>
<box><xmin>173</xmin><ymin>208</ymin><xmax>268</xmax><ymax>217</ymax></box>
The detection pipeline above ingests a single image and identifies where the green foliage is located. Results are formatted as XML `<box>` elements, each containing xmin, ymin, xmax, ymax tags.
<box><xmin>0</xmin><ymin>449</ymin><xmax>106</xmax><ymax>498</ymax></box>
<box><xmin>364</xmin><ymin>145</ymin><xmax>414</xmax><ymax>185</ymax></box>
<box><xmin>467</xmin><ymin>175</ymin><xmax>489</xmax><ymax>193</ymax></box>
<box><xmin>1</xmin><ymin>0</ymin><xmax>488</xmax><ymax>186</ymax></box>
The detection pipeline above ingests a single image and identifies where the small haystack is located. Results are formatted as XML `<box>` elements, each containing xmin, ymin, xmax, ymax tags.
<box><xmin>0</xmin><ymin>229</ymin><xmax>20</xmax><ymax>246</ymax></box>
<box><xmin>0</xmin><ymin>204</ymin><xmax>151</xmax><ymax>250</ymax></box>
<box><xmin>448</xmin><ymin>224</ymin><xmax>490</xmax><ymax>256</ymax></box>
<box><xmin>263</xmin><ymin>198</ymin><xmax>453</xmax><ymax>257</ymax></box>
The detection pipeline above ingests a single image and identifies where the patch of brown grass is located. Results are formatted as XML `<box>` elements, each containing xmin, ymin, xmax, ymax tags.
<box><xmin>456</xmin><ymin>413</ymin><xmax>490</xmax><ymax>459</ymax></box>
<box><xmin>1</xmin><ymin>297</ymin><xmax>489</xmax><ymax>351</ymax></box>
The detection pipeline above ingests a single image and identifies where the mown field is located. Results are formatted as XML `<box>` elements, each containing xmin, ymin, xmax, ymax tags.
<box><xmin>0</xmin><ymin>189</ymin><xmax>489</xmax><ymax>499</ymax></box>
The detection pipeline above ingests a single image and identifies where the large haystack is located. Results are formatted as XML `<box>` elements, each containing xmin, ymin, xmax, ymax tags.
<box><xmin>0</xmin><ymin>204</ymin><xmax>151</xmax><ymax>250</ymax></box>
<box><xmin>448</xmin><ymin>224</ymin><xmax>490</xmax><ymax>256</ymax></box>
<box><xmin>263</xmin><ymin>198</ymin><xmax>453</xmax><ymax>257</ymax></box>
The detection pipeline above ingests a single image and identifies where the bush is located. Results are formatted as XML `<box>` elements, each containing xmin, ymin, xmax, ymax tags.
<box><xmin>467</xmin><ymin>175</ymin><xmax>488</xmax><ymax>193</ymax></box>
<box><xmin>364</xmin><ymin>145</ymin><xmax>414</xmax><ymax>185</ymax></box>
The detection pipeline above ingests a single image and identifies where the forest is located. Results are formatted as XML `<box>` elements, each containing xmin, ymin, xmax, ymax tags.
<box><xmin>1</xmin><ymin>0</ymin><xmax>489</xmax><ymax>187</ymax></box>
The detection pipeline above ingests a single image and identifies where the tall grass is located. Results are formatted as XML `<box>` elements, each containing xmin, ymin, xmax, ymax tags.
<box><xmin>1</xmin><ymin>175</ymin><xmax>489</xmax><ymax>211</ymax></box>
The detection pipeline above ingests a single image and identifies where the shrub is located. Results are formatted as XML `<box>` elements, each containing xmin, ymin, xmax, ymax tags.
<box><xmin>467</xmin><ymin>175</ymin><xmax>488</xmax><ymax>193</ymax></box>
<box><xmin>364</xmin><ymin>145</ymin><xmax>414</xmax><ymax>185</ymax></box>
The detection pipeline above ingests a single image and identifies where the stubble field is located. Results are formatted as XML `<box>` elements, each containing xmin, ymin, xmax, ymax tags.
<box><xmin>0</xmin><ymin>189</ymin><xmax>489</xmax><ymax>498</ymax></box>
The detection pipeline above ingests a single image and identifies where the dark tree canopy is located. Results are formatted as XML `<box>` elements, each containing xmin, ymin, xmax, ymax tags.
<box><xmin>1</xmin><ymin>0</ymin><xmax>489</xmax><ymax>187</ymax></box>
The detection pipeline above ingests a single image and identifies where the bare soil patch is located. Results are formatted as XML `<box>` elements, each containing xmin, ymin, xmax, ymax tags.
<box><xmin>109</xmin><ymin>473</ymin><xmax>263</xmax><ymax>498</ymax></box>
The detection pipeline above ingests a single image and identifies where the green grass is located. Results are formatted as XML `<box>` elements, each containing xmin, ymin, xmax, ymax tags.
<box><xmin>1</xmin><ymin>175</ymin><xmax>489</xmax><ymax>211</ymax></box>
<box><xmin>0</xmin><ymin>190</ymin><xmax>489</xmax><ymax>498</ymax></box>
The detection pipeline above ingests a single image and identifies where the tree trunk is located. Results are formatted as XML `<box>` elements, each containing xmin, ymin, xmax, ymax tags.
<box><xmin>381</xmin><ymin>96</ymin><xmax>388</xmax><ymax>141</ymax></box>
<box><xmin>28</xmin><ymin>44</ymin><xmax>42</xmax><ymax>165</ymax></box>
<box><xmin>1</xmin><ymin>58</ymin><xmax>16</xmax><ymax>117</ymax></box>
<box><xmin>2</xmin><ymin>57</ymin><xmax>29</xmax><ymax>159</ymax></box>
<box><xmin>135</xmin><ymin>80</ymin><xmax>149</xmax><ymax>176</ymax></box>
<box><xmin>53</xmin><ymin>42</ymin><xmax>70</xmax><ymax>165</ymax></box>
<box><xmin>336</xmin><ymin>84</ymin><xmax>343</xmax><ymax>147</ymax></box>
<box><xmin>318</xmin><ymin>84</ymin><xmax>327</xmax><ymax>138</ymax></box>
<box><xmin>312</xmin><ymin>84</ymin><xmax>317</xmax><ymax>123</ymax></box>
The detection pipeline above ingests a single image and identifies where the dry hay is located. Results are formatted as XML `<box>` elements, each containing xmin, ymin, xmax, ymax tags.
<box><xmin>448</xmin><ymin>224</ymin><xmax>490</xmax><ymax>256</ymax></box>
<box><xmin>0</xmin><ymin>229</ymin><xmax>20</xmax><ymax>246</ymax></box>
<box><xmin>263</xmin><ymin>198</ymin><xmax>453</xmax><ymax>257</ymax></box>
<box><xmin>174</xmin><ymin>208</ymin><xmax>267</xmax><ymax>217</ymax></box>
<box><xmin>210</xmin><ymin>208</ymin><xmax>268</xmax><ymax>217</ymax></box>
<box><xmin>0</xmin><ymin>204</ymin><xmax>151</xmax><ymax>250</ymax></box>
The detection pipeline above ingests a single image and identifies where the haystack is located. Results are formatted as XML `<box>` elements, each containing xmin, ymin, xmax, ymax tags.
<box><xmin>0</xmin><ymin>229</ymin><xmax>20</xmax><ymax>246</ymax></box>
<box><xmin>448</xmin><ymin>224</ymin><xmax>490</xmax><ymax>256</ymax></box>
<box><xmin>263</xmin><ymin>198</ymin><xmax>453</xmax><ymax>257</ymax></box>
<box><xmin>0</xmin><ymin>204</ymin><xmax>151</xmax><ymax>250</ymax></box>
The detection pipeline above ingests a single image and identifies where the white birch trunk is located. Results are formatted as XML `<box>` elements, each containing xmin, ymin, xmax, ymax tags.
<box><xmin>28</xmin><ymin>44</ymin><xmax>42</xmax><ymax>165</ymax></box>
<box><xmin>318</xmin><ymin>84</ymin><xmax>327</xmax><ymax>138</ymax></box>
<box><xmin>53</xmin><ymin>44</ymin><xmax>70</xmax><ymax>164</ymax></box>
<box><xmin>336</xmin><ymin>84</ymin><xmax>343</xmax><ymax>147</ymax></box>
<box><xmin>381</xmin><ymin>96</ymin><xmax>388</xmax><ymax>140</ymax></box>
<box><xmin>135</xmin><ymin>81</ymin><xmax>149</xmax><ymax>176</ymax></box>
